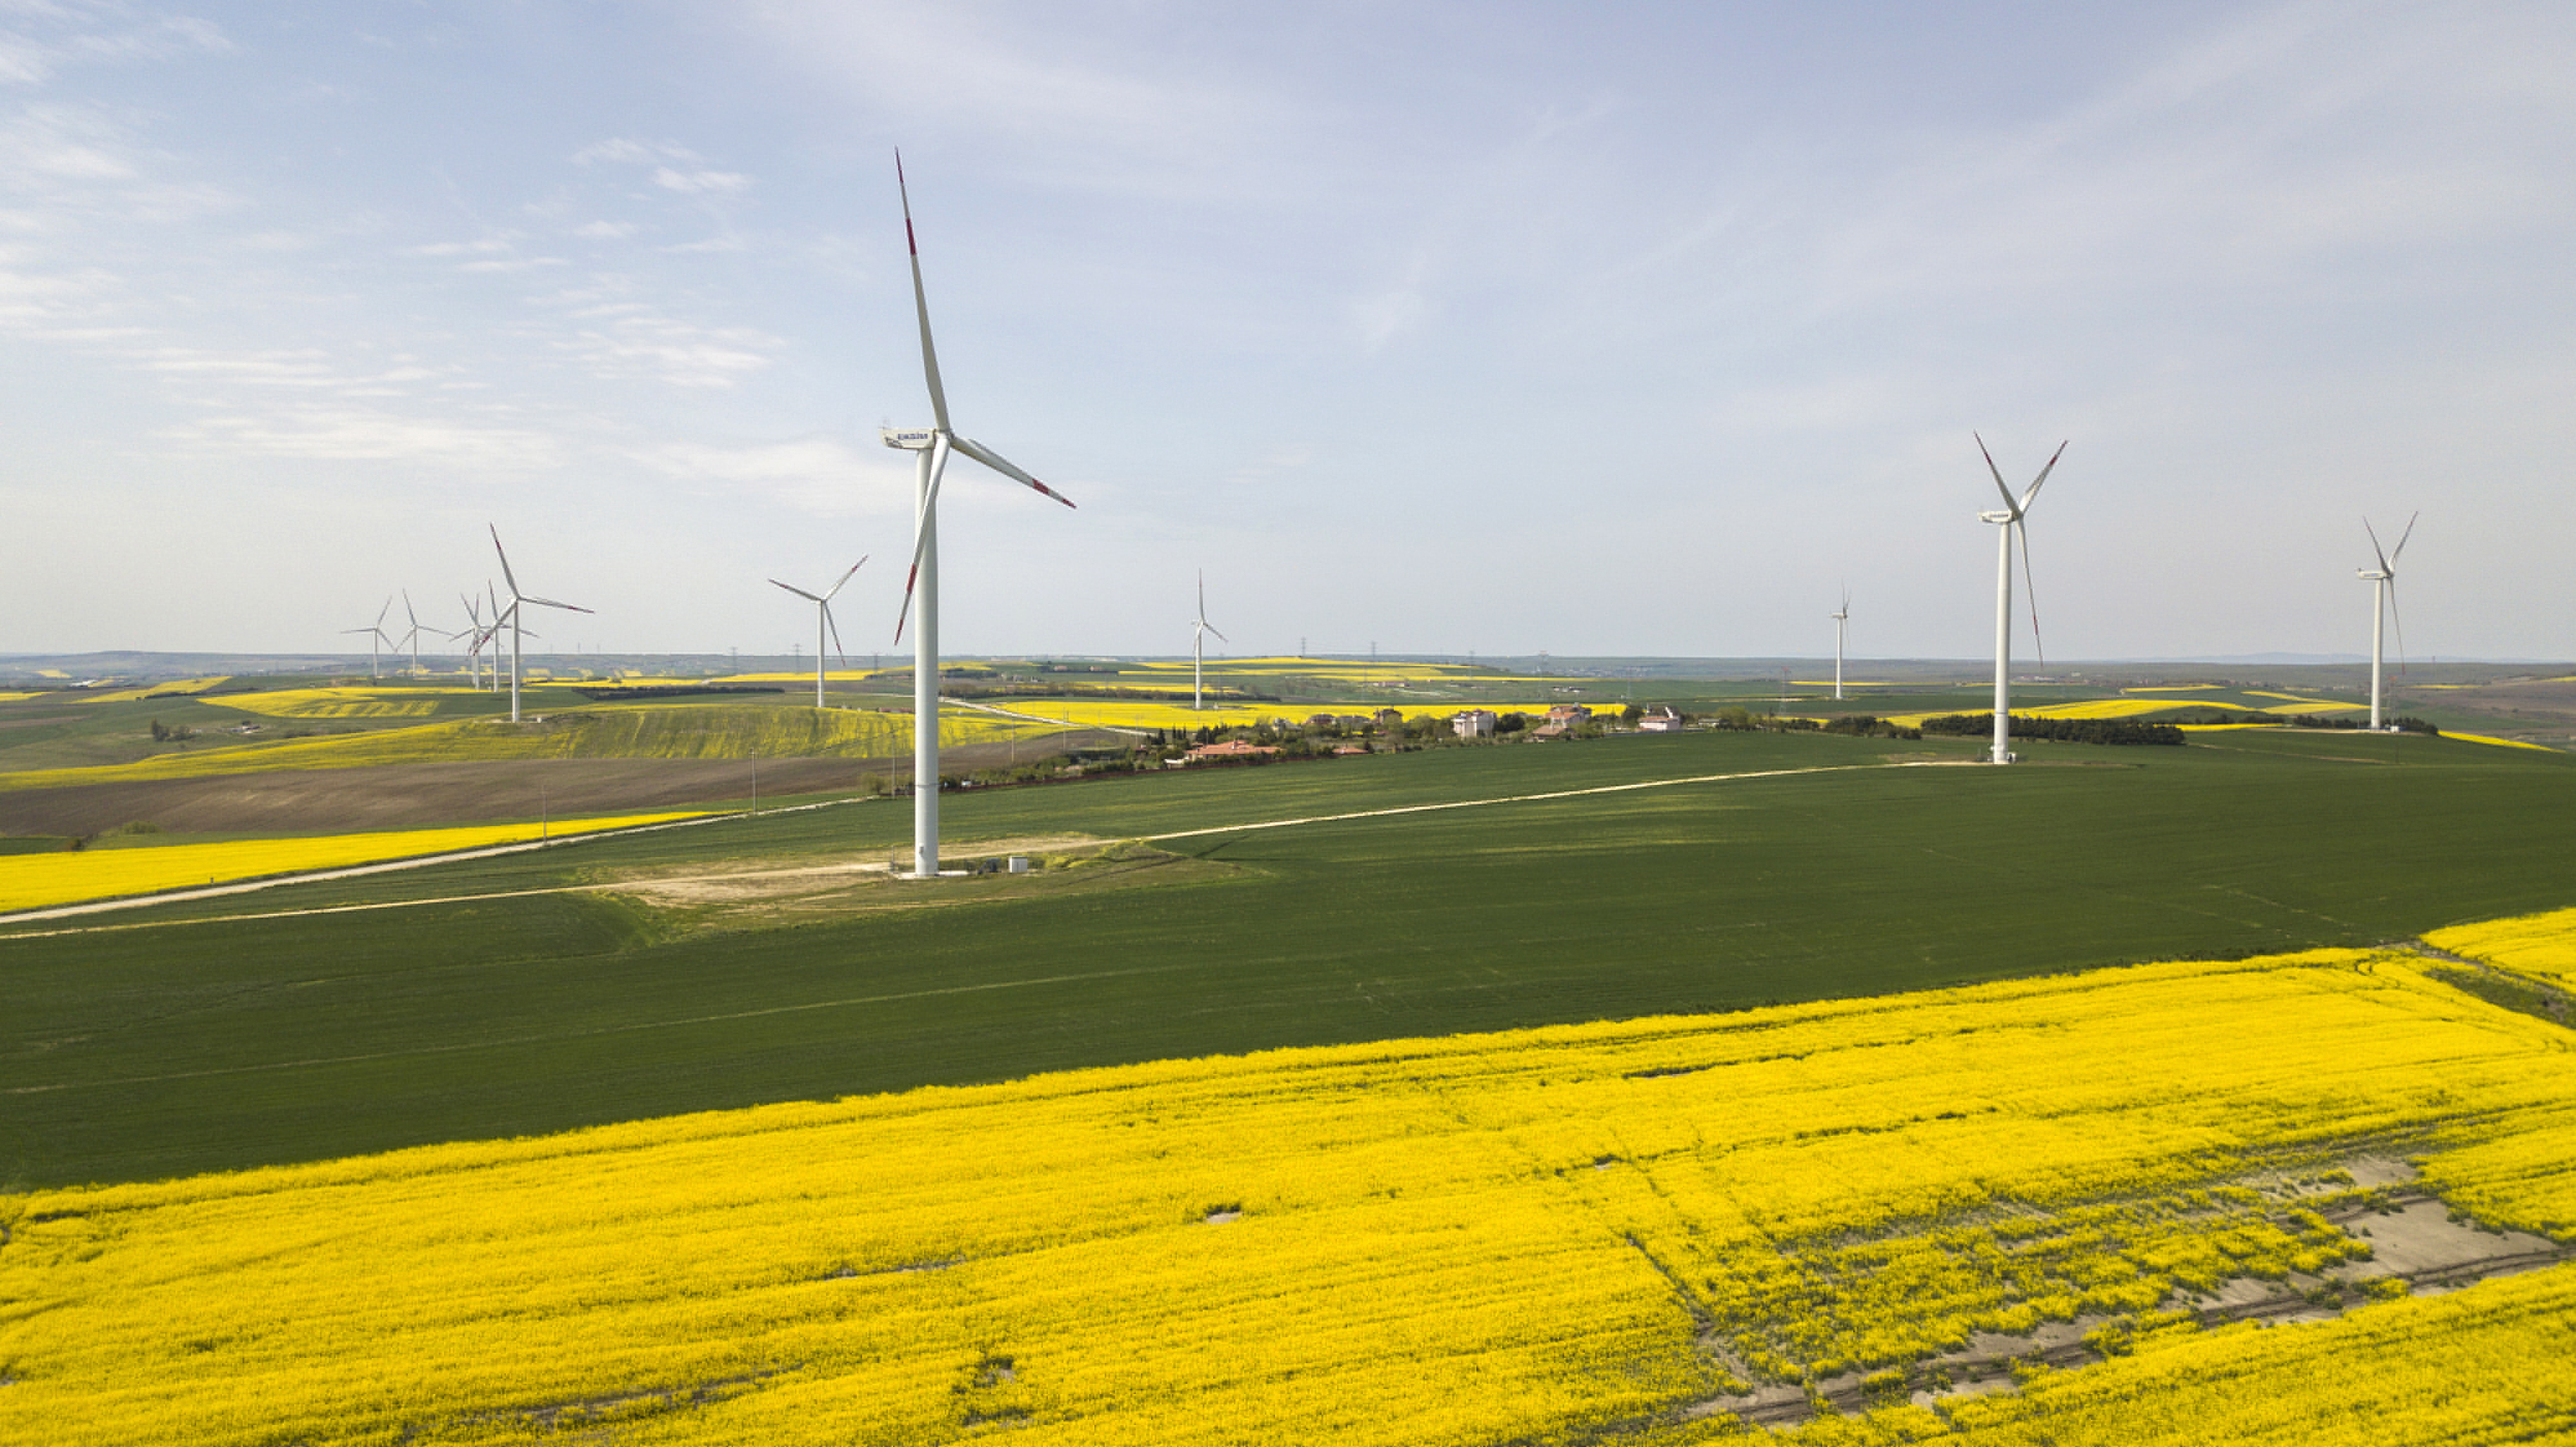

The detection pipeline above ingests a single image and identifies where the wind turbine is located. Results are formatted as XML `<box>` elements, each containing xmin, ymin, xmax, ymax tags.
<box><xmin>394</xmin><ymin>590</ymin><xmax>427</xmax><ymax>678</ymax></box>
<box><xmin>2359</xmin><ymin>513</ymin><xmax>2416</xmax><ymax>731</ymax></box>
<box><xmin>1975</xmin><ymin>434</ymin><xmax>2066</xmax><ymax>766</ymax></box>
<box><xmin>1191</xmin><ymin>571</ymin><xmax>1228</xmax><ymax>710</ymax></box>
<box><xmin>1829</xmin><ymin>587</ymin><xmax>1850</xmax><ymax>702</ymax></box>
<box><xmin>342</xmin><ymin>596</ymin><xmax>394</xmax><ymax>681</ymax></box>
<box><xmin>772</xmin><ymin>557</ymin><xmax>866</xmax><ymax>709</ymax></box>
<box><xmin>883</xmin><ymin>154</ymin><xmax>1078</xmax><ymax>878</ymax></box>
<box><xmin>490</xmin><ymin>525</ymin><xmax>591</xmax><ymax>724</ymax></box>
<box><xmin>452</xmin><ymin>591</ymin><xmax>490</xmax><ymax>689</ymax></box>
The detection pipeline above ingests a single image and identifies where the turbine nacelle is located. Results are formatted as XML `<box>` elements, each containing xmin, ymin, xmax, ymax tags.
<box><xmin>1978</xmin><ymin>509</ymin><xmax>2015</xmax><ymax>525</ymax></box>
<box><xmin>881</xmin><ymin>428</ymin><xmax>937</xmax><ymax>452</ymax></box>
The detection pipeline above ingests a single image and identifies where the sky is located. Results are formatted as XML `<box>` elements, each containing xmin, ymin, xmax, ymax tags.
<box><xmin>2</xmin><ymin>0</ymin><xmax>2571</xmax><ymax>663</ymax></box>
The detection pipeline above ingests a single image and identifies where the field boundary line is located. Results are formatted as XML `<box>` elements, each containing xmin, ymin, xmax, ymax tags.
<box><xmin>1138</xmin><ymin>758</ymin><xmax>1962</xmax><ymax>844</ymax></box>
<box><xmin>0</xmin><ymin>758</ymin><xmax>1963</xmax><ymax>938</ymax></box>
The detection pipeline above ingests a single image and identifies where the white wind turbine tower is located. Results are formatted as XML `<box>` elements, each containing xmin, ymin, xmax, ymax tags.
<box><xmin>395</xmin><ymin>591</ymin><xmax>427</xmax><ymax>678</ymax></box>
<box><xmin>1191</xmin><ymin>571</ymin><xmax>1227</xmax><ymax>711</ymax></box>
<box><xmin>772</xmin><ymin>557</ymin><xmax>867</xmax><ymax>709</ymax></box>
<box><xmin>342</xmin><ymin>597</ymin><xmax>394</xmax><ymax>681</ymax></box>
<box><xmin>1829</xmin><ymin>587</ymin><xmax>1850</xmax><ymax>702</ymax></box>
<box><xmin>884</xmin><ymin>154</ymin><xmax>1078</xmax><ymax>879</ymax></box>
<box><xmin>453</xmin><ymin>591</ymin><xmax>492</xmax><ymax>689</ymax></box>
<box><xmin>2358</xmin><ymin>513</ymin><xmax>2417</xmax><ymax>731</ymax></box>
<box><xmin>490</xmin><ymin>525</ymin><xmax>591</xmax><ymax>724</ymax></box>
<box><xmin>1975</xmin><ymin>434</ymin><xmax>2066</xmax><ymax>766</ymax></box>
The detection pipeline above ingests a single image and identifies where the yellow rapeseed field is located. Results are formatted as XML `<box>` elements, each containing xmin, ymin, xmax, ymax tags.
<box><xmin>0</xmin><ymin>707</ymin><xmax>1047</xmax><ymax>794</ymax></box>
<box><xmin>217</xmin><ymin>687</ymin><xmax>446</xmax><ymax>718</ymax></box>
<box><xmin>2428</xmin><ymin>906</ymin><xmax>2576</xmax><ymax>987</ymax></box>
<box><xmin>0</xmin><ymin>811</ymin><xmax>703</xmax><ymax>913</ymax></box>
<box><xmin>6</xmin><ymin>925</ymin><xmax>2575</xmax><ymax>1442</ymax></box>
<box><xmin>66</xmin><ymin>676</ymin><xmax>231</xmax><ymax>703</ymax></box>
<box><xmin>989</xmin><ymin>698</ymin><xmax>1595</xmax><ymax>731</ymax></box>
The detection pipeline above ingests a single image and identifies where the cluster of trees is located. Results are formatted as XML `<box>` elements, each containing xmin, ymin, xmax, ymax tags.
<box><xmin>146</xmin><ymin>720</ymin><xmax>197</xmax><ymax>743</ymax></box>
<box><xmin>2309</xmin><ymin>714</ymin><xmax>2442</xmax><ymax>736</ymax></box>
<box><xmin>1919</xmin><ymin>713</ymin><xmax>2185</xmax><ymax>746</ymax></box>
<box><xmin>1820</xmin><ymin>714</ymin><xmax>1925</xmax><ymax>740</ymax></box>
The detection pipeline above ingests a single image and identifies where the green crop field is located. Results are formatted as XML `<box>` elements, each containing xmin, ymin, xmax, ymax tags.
<box><xmin>6</xmin><ymin>724</ymin><xmax>2572</xmax><ymax>1190</ymax></box>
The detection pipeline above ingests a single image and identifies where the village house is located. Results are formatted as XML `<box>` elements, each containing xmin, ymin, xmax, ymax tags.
<box><xmin>1185</xmin><ymin>739</ymin><xmax>1280</xmax><ymax>762</ymax></box>
<box><xmin>1374</xmin><ymin>708</ymin><xmax>1406</xmax><ymax>729</ymax></box>
<box><xmin>1638</xmin><ymin>706</ymin><xmax>1685</xmax><ymax>733</ymax></box>
<box><xmin>1451</xmin><ymin>709</ymin><xmax>1497</xmax><ymax>738</ymax></box>
<box><xmin>1545</xmin><ymin>703</ymin><xmax>1593</xmax><ymax>725</ymax></box>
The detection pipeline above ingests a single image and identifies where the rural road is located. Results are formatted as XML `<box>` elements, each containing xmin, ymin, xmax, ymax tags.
<box><xmin>0</xmin><ymin>758</ymin><xmax>1966</xmax><ymax>938</ymax></box>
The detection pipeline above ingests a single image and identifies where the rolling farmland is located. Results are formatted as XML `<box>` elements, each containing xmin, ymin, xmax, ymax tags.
<box><xmin>3</xmin><ymin>662</ymin><xmax>2572</xmax><ymax>1444</ymax></box>
<box><xmin>7</xmin><ymin>722</ymin><xmax>2576</xmax><ymax>1188</ymax></box>
<box><xmin>5</xmin><ymin>927</ymin><xmax>2572</xmax><ymax>1444</ymax></box>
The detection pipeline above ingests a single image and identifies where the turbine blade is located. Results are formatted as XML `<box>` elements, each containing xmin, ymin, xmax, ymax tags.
<box><xmin>823</xmin><ymin>555</ymin><xmax>868</xmax><ymax>600</ymax></box>
<box><xmin>823</xmin><ymin>601</ymin><xmax>848</xmax><ymax>667</ymax></box>
<box><xmin>403</xmin><ymin>589</ymin><xmax>420</xmax><ymax>630</ymax></box>
<box><xmin>2364</xmin><ymin>517</ymin><xmax>2391</xmax><ymax>576</ymax></box>
<box><xmin>896</xmin><ymin>152</ymin><xmax>951</xmax><ymax>435</ymax></box>
<box><xmin>954</xmin><ymin>434</ymin><xmax>1076</xmax><ymax>507</ymax></box>
<box><xmin>2387</xmin><ymin>578</ymin><xmax>2408</xmax><ymax>675</ymax></box>
<box><xmin>375</xmin><ymin>595</ymin><xmax>393</xmax><ymax>627</ymax></box>
<box><xmin>1975</xmin><ymin>432</ymin><xmax>2017</xmax><ymax>516</ymax></box>
<box><xmin>2020</xmin><ymin>440</ymin><xmax>2068</xmax><ymax>509</ymax></box>
<box><xmin>771</xmin><ymin>579</ymin><xmax>825</xmax><ymax>603</ymax></box>
<box><xmin>522</xmin><ymin>594</ymin><xmax>594</xmax><ymax>614</ymax></box>
<box><xmin>2391</xmin><ymin>509</ymin><xmax>2419</xmax><ymax>565</ymax></box>
<box><xmin>1198</xmin><ymin>571</ymin><xmax>1205</xmax><ymax>623</ymax></box>
<box><xmin>2017</xmin><ymin>519</ymin><xmax>2046</xmax><ymax>667</ymax></box>
<box><xmin>1208</xmin><ymin>625</ymin><xmax>1229</xmax><ymax>644</ymax></box>
<box><xmin>490</xmin><ymin>525</ymin><xmax>522</xmax><ymax>600</ymax></box>
<box><xmin>895</xmin><ymin>436</ymin><xmax>954</xmax><ymax>643</ymax></box>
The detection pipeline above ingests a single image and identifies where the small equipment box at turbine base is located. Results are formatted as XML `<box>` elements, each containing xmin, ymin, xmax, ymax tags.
<box><xmin>1008</xmin><ymin>857</ymin><xmax>1030</xmax><ymax>875</ymax></box>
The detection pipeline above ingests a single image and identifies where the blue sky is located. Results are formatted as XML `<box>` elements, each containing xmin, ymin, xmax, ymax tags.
<box><xmin>2</xmin><ymin>1</ymin><xmax>2570</xmax><ymax>662</ymax></box>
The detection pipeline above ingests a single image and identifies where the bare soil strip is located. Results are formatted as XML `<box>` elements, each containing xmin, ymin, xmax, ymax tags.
<box><xmin>1695</xmin><ymin>1159</ymin><xmax>2573</xmax><ymax>1430</ymax></box>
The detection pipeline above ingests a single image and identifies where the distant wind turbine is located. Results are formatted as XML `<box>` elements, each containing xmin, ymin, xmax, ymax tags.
<box><xmin>1975</xmin><ymin>434</ymin><xmax>2066</xmax><ymax>766</ymax></box>
<box><xmin>342</xmin><ymin>596</ymin><xmax>394</xmax><ymax>681</ymax></box>
<box><xmin>1829</xmin><ymin>587</ymin><xmax>1850</xmax><ymax>702</ymax></box>
<box><xmin>882</xmin><ymin>153</ymin><xmax>1078</xmax><ymax>878</ymax></box>
<box><xmin>453</xmin><ymin>591</ymin><xmax>493</xmax><ymax>690</ymax></box>
<box><xmin>2359</xmin><ymin>513</ymin><xmax>2417</xmax><ymax>731</ymax></box>
<box><xmin>772</xmin><ymin>557</ymin><xmax>866</xmax><ymax>709</ymax></box>
<box><xmin>1191</xmin><ymin>571</ymin><xmax>1227</xmax><ymax>711</ymax></box>
<box><xmin>490</xmin><ymin>525</ymin><xmax>592</xmax><ymax>724</ymax></box>
<box><xmin>395</xmin><ymin>590</ymin><xmax>427</xmax><ymax>677</ymax></box>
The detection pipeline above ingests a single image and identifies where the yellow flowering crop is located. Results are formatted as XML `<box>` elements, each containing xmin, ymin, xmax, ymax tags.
<box><xmin>2428</xmin><ymin>906</ymin><xmax>2576</xmax><ymax>987</ymax></box>
<box><xmin>0</xmin><ymin>811</ymin><xmax>703</xmax><ymax>913</ymax></box>
<box><xmin>218</xmin><ymin>687</ymin><xmax>445</xmax><ymax>718</ymax></box>
<box><xmin>0</xmin><ymin>707</ymin><xmax>1048</xmax><ymax>794</ymax></box>
<box><xmin>7</xmin><ymin>925</ymin><xmax>2576</xmax><ymax>1443</ymax></box>
<box><xmin>66</xmin><ymin>676</ymin><xmax>231</xmax><ymax>703</ymax></box>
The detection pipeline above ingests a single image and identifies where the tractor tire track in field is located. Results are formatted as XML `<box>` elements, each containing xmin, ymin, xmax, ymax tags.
<box><xmin>1</xmin><ymin>963</ymin><xmax>1203</xmax><ymax>1097</ymax></box>
<box><xmin>0</xmin><ymin>759</ymin><xmax>1964</xmax><ymax>938</ymax></box>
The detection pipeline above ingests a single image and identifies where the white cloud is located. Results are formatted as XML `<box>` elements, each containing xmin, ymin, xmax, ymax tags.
<box><xmin>162</xmin><ymin>403</ymin><xmax>568</xmax><ymax>471</ymax></box>
<box><xmin>631</xmin><ymin>436</ymin><xmax>914</xmax><ymax>519</ymax></box>
<box><xmin>572</xmin><ymin>219</ymin><xmax>636</xmax><ymax>239</ymax></box>
<box><xmin>556</xmin><ymin>308</ymin><xmax>779</xmax><ymax>388</ymax></box>
<box><xmin>652</xmin><ymin>165</ymin><xmax>747</xmax><ymax>194</ymax></box>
